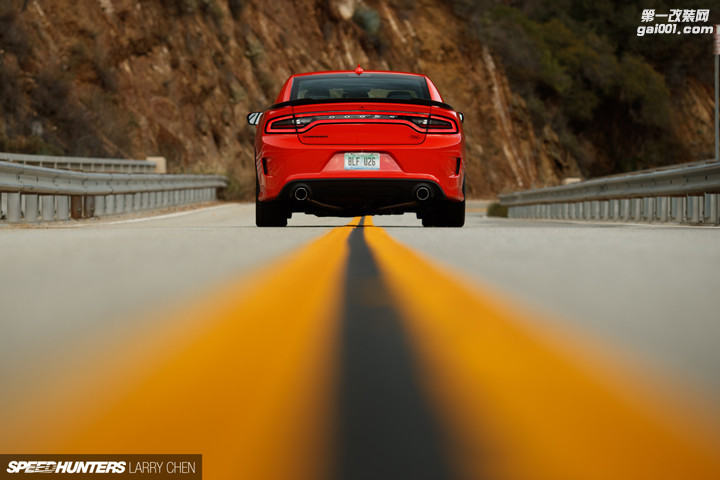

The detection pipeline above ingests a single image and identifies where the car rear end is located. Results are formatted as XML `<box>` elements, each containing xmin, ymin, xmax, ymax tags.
<box><xmin>252</xmin><ymin>70</ymin><xmax>465</xmax><ymax>226</ymax></box>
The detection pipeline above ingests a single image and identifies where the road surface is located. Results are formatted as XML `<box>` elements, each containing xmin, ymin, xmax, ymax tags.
<box><xmin>1</xmin><ymin>202</ymin><xmax>719</xmax><ymax>479</ymax></box>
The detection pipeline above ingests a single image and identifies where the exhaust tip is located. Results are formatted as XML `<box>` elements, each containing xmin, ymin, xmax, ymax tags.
<box><xmin>415</xmin><ymin>185</ymin><xmax>431</xmax><ymax>202</ymax></box>
<box><xmin>293</xmin><ymin>186</ymin><xmax>309</xmax><ymax>201</ymax></box>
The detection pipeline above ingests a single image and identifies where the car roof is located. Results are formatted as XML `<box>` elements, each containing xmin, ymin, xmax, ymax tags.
<box><xmin>289</xmin><ymin>69</ymin><xmax>428</xmax><ymax>79</ymax></box>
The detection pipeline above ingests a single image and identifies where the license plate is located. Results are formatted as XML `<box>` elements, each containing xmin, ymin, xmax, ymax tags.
<box><xmin>344</xmin><ymin>152</ymin><xmax>380</xmax><ymax>170</ymax></box>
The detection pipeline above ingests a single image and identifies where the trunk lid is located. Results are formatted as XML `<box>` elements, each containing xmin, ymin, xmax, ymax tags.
<box><xmin>291</xmin><ymin>102</ymin><xmax>431</xmax><ymax>145</ymax></box>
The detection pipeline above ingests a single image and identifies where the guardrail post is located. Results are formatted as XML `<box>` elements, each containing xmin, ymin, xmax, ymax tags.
<box><xmin>656</xmin><ymin>197</ymin><xmax>668</xmax><ymax>222</ymax></box>
<box><xmin>95</xmin><ymin>195</ymin><xmax>105</xmax><ymax>216</ymax></box>
<box><xmin>705</xmin><ymin>193</ymin><xmax>719</xmax><ymax>224</ymax></box>
<box><xmin>25</xmin><ymin>194</ymin><xmax>39</xmax><ymax>223</ymax></box>
<box><xmin>105</xmin><ymin>195</ymin><xmax>114</xmax><ymax>215</ymax></box>
<box><xmin>670</xmin><ymin>197</ymin><xmax>683</xmax><ymax>222</ymax></box>
<box><xmin>630</xmin><ymin>198</ymin><xmax>640</xmax><ymax>221</ymax></box>
<box><xmin>643</xmin><ymin>197</ymin><xmax>655</xmax><ymax>222</ymax></box>
<box><xmin>687</xmin><ymin>195</ymin><xmax>701</xmax><ymax>223</ymax></box>
<box><xmin>609</xmin><ymin>199</ymin><xmax>618</xmax><ymax>220</ymax></box>
<box><xmin>620</xmin><ymin>199</ymin><xmax>629</xmax><ymax>220</ymax></box>
<box><xmin>57</xmin><ymin>196</ymin><xmax>70</xmax><ymax>220</ymax></box>
<box><xmin>70</xmin><ymin>196</ymin><xmax>83</xmax><ymax>219</ymax></box>
<box><xmin>125</xmin><ymin>194</ymin><xmax>134</xmax><ymax>213</ymax></box>
<box><xmin>7</xmin><ymin>193</ymin><xmax>21</xmax><ymax>223</ymax></box>
<box><xmin>84</xmin><ymin>196</ymin><xmax>95</xmax><ymax>218</ymax></box>
<box><xmin>41</xmin><ymin>195</ymin><xmax>55</xmax><ymax>221</ymax></box>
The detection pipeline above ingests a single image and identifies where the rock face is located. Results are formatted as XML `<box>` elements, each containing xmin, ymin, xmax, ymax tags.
<box><xmin>673</xmin><ymin>77</ymin><xmax>716</xmax><ymax>161</ymax></box>
<box><xmin>0</xmin><ymin>0</ymin><xmax>711</xmax><ymax>198</ymax></box>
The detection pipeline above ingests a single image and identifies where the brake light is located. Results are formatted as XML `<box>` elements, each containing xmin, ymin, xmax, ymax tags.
<box><xmin>265</xmin><ymin>115</ymin><xmax>297</xmax><ymax>134</ymax></box>
<box><xmin>425</xmin><ymin>115</ymin><xmax>458</xmax><ymax>134</ymax></box>
<box><xmin>428</xmin><ymin>117</ymin><xmax>453</xmax><ymax>129</ymax></box>
<box><xmin>266</xmin><ymin>112</ymin><xmax>458</xmax><ymax>134</ymax></box>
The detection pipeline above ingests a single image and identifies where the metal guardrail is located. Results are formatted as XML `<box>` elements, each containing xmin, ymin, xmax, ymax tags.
<box><xmin>0</xmin><ymin>152</ymin><xmax>159</xmax><ymax>173</ymax></box>
<box><xmin>0</xmin><ymin>160</ymin><xmax>227</xmax><ymax>223</ymax></box>
<box><xmin>499</xmin><ymin>160</ymin><xmax>720</xmax><ymax>225</ymax></box>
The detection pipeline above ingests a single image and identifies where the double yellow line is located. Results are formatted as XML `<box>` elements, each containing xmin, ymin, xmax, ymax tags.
<box><xmin>366</xmin><ymin>223</ymin><xmax>720</xmax><ymax>480</ymax></box>
<box><xmin>2</xmin><ymin>218</ymin><xmax>719</xmax><ymax>480</ymax></box>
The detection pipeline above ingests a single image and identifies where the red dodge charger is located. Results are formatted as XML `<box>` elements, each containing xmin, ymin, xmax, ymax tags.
<box><xmin>248</xmin><ymin>67</ymin><xmax>465</xmax><ymax>227</ymax></box>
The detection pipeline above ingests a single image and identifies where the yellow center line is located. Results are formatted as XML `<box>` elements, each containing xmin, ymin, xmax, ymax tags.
<box><xmin>1</xmin><ymin>224</ymin><xmax>356</xmax><ymax>480</ymax></box>
<box><xmin>364</xmin><ymin>223</ymin><xmax>720</xmax><ymax>480</ymax></box>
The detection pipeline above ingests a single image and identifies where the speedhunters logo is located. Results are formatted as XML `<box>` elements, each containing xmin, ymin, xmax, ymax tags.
<box><xmin>6</xmin><ymin>461</ymin><xmax>126</xmax><ymax>474</ymax></box>
<box><xmin>0</xmin><ymin>456</ymin><xmax>201</xmax><ymax>479</ymax></box>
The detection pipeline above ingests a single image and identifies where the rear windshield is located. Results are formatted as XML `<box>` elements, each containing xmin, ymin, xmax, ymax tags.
<box><xmin>290</xmin><ymin>73</ymin><xmax>431</xmax><ymax>101</ymax></box>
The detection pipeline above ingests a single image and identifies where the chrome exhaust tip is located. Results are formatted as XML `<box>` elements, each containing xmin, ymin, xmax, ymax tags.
<box><xmin>293</xmin><ymin>186</ymin><xmax>309</xmax><ymax>201</ymax></box>
<box><xmin>415</xmin><ymin>185</ymin><xmax>431</xmax><ymax>201</ymax></box>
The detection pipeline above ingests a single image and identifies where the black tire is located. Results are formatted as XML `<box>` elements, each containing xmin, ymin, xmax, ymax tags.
<box><xmin>441</xmin><ymin>198</ymin><xmax>465</xmax><ymax>227</ymax></box>
<box><xmin>422</xmin><ymin>180</ymin><xmax>465</xmax><ymax>227</ymax></box>
<box><xmin>255</xmin><ymin>177</ymin><xmax>288</xmax><ymax>227</ymax></box>
<box><xmin>422</xmin><ymin>211</ymin><xmax>439</xmax><ymax>227</ymax></box>
<box><xmin>422</xmin><ymin>199</ymin><xmax>465</xmax><ymax>227</ymax></box>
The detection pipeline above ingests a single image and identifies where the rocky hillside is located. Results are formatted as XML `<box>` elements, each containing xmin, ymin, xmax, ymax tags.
<box><xmin>0</xmin><ymin>0</ymin><xmax>713</xmax><ymax>198</ymax></box>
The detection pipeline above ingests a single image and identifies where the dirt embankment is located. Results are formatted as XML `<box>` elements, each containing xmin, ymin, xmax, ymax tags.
<box><xmin>1</xmin><ymin>0</ymin><xmax>711</xmax><ymax>198</ymax></box>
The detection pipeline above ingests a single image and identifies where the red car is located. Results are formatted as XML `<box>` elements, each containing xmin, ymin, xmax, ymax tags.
<box><xmin>248</xmin><ymin>67</ymin><xmax>465</xmax><ymax>227</ymax></box>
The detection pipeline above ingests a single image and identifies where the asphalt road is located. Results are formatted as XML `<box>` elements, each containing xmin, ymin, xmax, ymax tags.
<box><xmin>1</xmin><ymin>202</ymin><xmax>719</xmax><ymax>479</ymax></box>
<box><xmin>374</xmin><ymin>207</ymin><xmax>720</xmax><ymax>400</ymax></box>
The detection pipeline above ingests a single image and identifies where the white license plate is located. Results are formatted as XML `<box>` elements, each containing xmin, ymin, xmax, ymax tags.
<box><xmin>344</xmin><ymin>152</ymin><xmax>380</xmax><ymax>170</ymax></box>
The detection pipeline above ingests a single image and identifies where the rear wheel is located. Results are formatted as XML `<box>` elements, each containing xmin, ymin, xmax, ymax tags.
<box><xmin>255</xmin><ymin>177</ymin><xmax>288</xmax><ymax>227</ymax></box>
<box><xmin>441</xmin><ymin>198</ymin><xmax>465</xmax><ymax>227</ymax></box>
<box><xmin>422</xmin><ymin>199</ymin><xmax>465</xmax><ymax>227</ymax></box>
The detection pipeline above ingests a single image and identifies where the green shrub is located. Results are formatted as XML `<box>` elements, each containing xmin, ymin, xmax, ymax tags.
<box><xmin>455</xmin><ymin>0</ymin><xmax>683</xmax><ymax>178</ymax></box>
<box><xmin>487</xmin><ymin>202</ymin><xmax>508</xmax><ymax>218</ymax></box>
<box><xmin>353</xmin><ymin>6</ymin><xmax>381</xmax><ymax>35</ymax></box>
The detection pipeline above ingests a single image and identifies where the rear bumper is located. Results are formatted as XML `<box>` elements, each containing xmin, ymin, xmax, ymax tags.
<box><xmin>278</xmin><ymin>178</ymin><xmax>448</xmax><ymax>217</ymax></box>
<box><xmin>255</xmin><ymin>134</ymin><xmax>465</xmax><ymax>210</ymax></box>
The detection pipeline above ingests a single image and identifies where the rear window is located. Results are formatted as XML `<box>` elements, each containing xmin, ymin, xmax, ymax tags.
<box><xmin>290</xmin><ymin>73</ymin><xmax>431</xmax><ymax>101</ymax></box>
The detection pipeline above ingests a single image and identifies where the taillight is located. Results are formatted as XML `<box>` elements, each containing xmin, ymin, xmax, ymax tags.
<box><xmin>265</xmin><ymin>112</ymin><xmax>458</xmax><ymax>134</ymax></box>
<box><xmin>425</xmin><ymin>115</ymin><xmax>458</xmax><ymax>134</ymax></box>
<box><xmin>428</xmin><ymin>117</ymin><xmax>453</xmax><ymax>129</ymax></box>
<box><xmin>265</xmin><ymin>115</ymin><xmax>297</xmax><ymax>133</ymax></box>
<box><xmin>407</xmin><ymin>116</ymin><xmax>456</xmax><ymax>133</ymax></box>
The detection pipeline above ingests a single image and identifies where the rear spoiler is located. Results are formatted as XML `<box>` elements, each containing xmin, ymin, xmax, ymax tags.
<box><xmin>270</xmin><ymin>97</ymin><xmax>457</xmax><ymax>111</ymax></box>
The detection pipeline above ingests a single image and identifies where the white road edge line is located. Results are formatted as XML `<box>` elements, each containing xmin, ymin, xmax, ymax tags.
<box><xmin>74</xmin><ymin>204</ymin><xmax>240</xmax><ymax>227</ymax></box>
